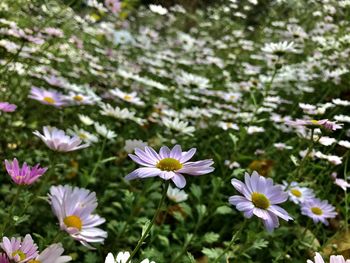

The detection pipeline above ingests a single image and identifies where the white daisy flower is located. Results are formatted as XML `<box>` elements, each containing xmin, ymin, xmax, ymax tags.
<box><xmin>149</xmin><ymin>4</ymin><xmax>168</xmax><ymax>15</ymax></box>
<box><xmin>283</xmin><ymin>182</ymin><xmax>315</xmax><ymax>204</ymax></box>
<box><xmin>332</xmin><ymin>98</ymin><xmax>350</xmax><ymax>106</ymax></box>
<box><xmin>110</xmin><ymin>88</ymin><xmax>144</xmax><ymax>106</ymax></box>
<box><xmin>261</xmin><ymin>41</ymin><xmax>295</xmax><ymax>55</ymax></box>
<box><xmin>247</xmin><ymin>126</ymin><xmax>265</xmax><ymax>134</ymax></box>
<box><xmin>273</xmin><ymin>143</ymin><xmax>293</xmax><ymax>150</ymax></box>
<box><xmin>162</xmin><ymin>117</ymin><xmax>195</xmax><ymax>135</ymax></box>
<box><xmin>94</xmin><ymin>123</ymin><xmax>117</xmax><ymax>139</ymax></box>
<box><xmin>318</xmin><ymin>136</ymin><xmax>336</xmax><ymax>146</ymax></box>
<box><xmin>78</xmin><ymin>114</ymin><xmax>95</xmax><ymax>126</ymax></box>
<box><xmin>339</xmin><ymin>140</ymin><xmax>350</xmax><ymax>149</ymax></box>
<box><xmin>218</xmin><ymin>121</ymin><xmax>239</xmax><ymax>131</ymax></box>
<box><xmin>124</xmin><ymin>139</ymin><xmax>147</xmax><ymax>153</ymax></box>
<box><xmin>105</xmin><ymin>251</ymin><xmax>155</xmax><ymax>263</ymax></box>
<box><xmin>64</xmin><ymin>92</ymin><xmax>100</xmax><ymax>106</ymax></box>
<box><xmin>167</xmin><ymin>185</ymin><xmax>188</xmax><ymax>203</ymax></box>
<box><xmin>334</xmin><ymin>114</ymin><xmax>350</xmax><ymax>123</ymax></box>
<box><xmin>67</xmin><ymin>126</ymin><xmax>99</xmax><ymax>144</ymax></box>
<box><xmin>100</xmin><ymin>104</ymin><xmax>136</xmax><ymax>120</ymax></box>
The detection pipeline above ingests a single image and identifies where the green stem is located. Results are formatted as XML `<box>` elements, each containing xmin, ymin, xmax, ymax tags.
<box><xmin>0</xmin><ymin>186</ymin><xmax>22</xmax><ymax>235</ymax></box>
<box><xmin>171</xmin><ymin>216</ymin><xmax>202</xmax><ymax>263</ymax></box>
<box><xmin>295</xmin><ymin>128</ymin><xmax>318</xmax><ymax>179</ymax></box>
<box><xmin>52</xmin><ymin>230</ymin><xmax>65</xmax><ymax>243</ymax></box>
<box><xmin>213</xmin><ymin>220</ymin><xmax>246</xmax><ymax>263</ymax></box>
<box><xmin>344</xmin><ymin>154</ymin><xmax>349</xmax><ymax>232</ymax></box>
<box><xmin>90</xmin><ymin>137</ymin><xmax>107</xmax><ymax>178</ymax></box>
<box><xmin>126</xmin><ymin>181</ymin><xmax>170</xmax><ymax>263</ymax></box>
<box><xmin>264</xmin><ymin>64</ymin><xmax>279</xmax><ymax>98</ymax></box>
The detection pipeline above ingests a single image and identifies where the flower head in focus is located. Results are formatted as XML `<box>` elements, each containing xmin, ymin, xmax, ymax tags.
<box><xmin>33</xmin><ymin>126</ymin><xmax>90</xmax><ymax>152</ymax></box>
<box><xmin>301</xmin><ymin>198</ymin><xmax>337</xmax><ymax>225</ymax></box>
<box><xmin>4</xmin><ymin>158</ymin><xmax>47</xmax><ymax>185</ymax></box>
<box><xmin>49</xmin><ymin>185</ymin><xmax>107</xmax><ymax>249</ymax></box>
<box><xmin>1</xmin><ymin>234</ymin><xmax>38</xmax><ymax>262</ymax></box>
<box><xmin>229</xmin><ymin>171</ymin><xmax>292</xmax><ymax>231</ymax></box>
<box><xmin>125</xmin><ymin>145</ymin><xmax>214</xmax><ymax>188</ymax></box>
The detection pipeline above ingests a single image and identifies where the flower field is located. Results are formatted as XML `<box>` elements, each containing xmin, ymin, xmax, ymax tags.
<box><xmin>1</xmin><ymin>0</ymin><xmax>350</xmax><ymax>262</ymax></box>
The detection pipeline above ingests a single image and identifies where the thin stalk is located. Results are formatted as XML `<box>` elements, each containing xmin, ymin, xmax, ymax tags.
<box><xmin>171</xmin><ymin>216</ymin><xmax>202</xmax><ymax>263</ymax></box>
<box><xmin>264</xmin><ymin>65</ymin><xmax>278</xmax><ymax>98</ymax></box>
<box><xmin>295</xmin><ymin>128</ymin><xmax>318</xmax><ymax>179</ymax></box>
<box><xmin>0</xmin><ymin>186</ymin><xmax>22</xmax><ymax>235</ymax></box>
<box><xmin>126</xmin><ymin>181</ymin><xmax>170</xmax><ymax>263</ymax></box>
<box><xmin>90</xmin><ymin>137</ymin><xmax>107</xmax><ymax>178</ymax></box>
<box><xmin>212</xmin><ymin>220</ymin><xmax>246</xmax><ymax>263</ymax></box>
<box><xmin>345</xmin><ymin>154</ymin><xmax>349</xmax><ymax>232</ymax></box>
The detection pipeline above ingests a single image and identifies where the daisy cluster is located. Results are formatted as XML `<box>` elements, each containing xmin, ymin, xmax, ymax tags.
<box><xmin>0</xmin><ymin>0</ymin><xmax>350</xmax><ymax>262</ymax></box>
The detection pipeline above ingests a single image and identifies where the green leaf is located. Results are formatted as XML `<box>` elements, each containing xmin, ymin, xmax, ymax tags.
<box><xmin>196</xmin><ymin>204</ymin><xmax>207</xmax><ymax>218</ymax></box>
<box><xmin>141</xmin><ymin>219</ymin><xmax>151</xmax><ymax>237</ymax></box>
<box><xmin>202</xmin><ymin>247</ymin><xmax>223</xmax><ymax>259</ymax></box>
<box><xmin>290</xmin><ymin>155</ymin><xmax>299</xmax><ymax>166</ymax></box>
<box><xmin>186</xmin><ymin>252</ymin><xmax>196</xmax><ymax>263</ymax></box>
<box><xmin>203</xmin><ymin>232</ymin><xmax>220</xmax><ymax>244</ymax></box>
<box><xmin>190</xmin><ymin>184</ymin><xmax>202</xmax><ymax>201</ymax></box>
<box><xmin>215</xmin><ymin>205</ymin><xmax>232</xmax><ymax>215</ymax></box>
<box><xmin>158</xmin><ymin>235</ymin><xmax>169</xmax><ymax>247</ymax></box>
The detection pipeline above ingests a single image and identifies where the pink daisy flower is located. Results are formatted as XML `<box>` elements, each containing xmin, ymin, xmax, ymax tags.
<box><xmin>33</xmin><ymin>126</ymin><xmax>90</xmax><ymax>152</ymax></box>
<box><xmin>0</xmin><ymin>102</ymin><xmax>17</xmax><ymax>112</ymax></box>
<box><xmin>0</xmin><ymin>234</ymin><xmax>39</xmax><ymax>262</ymax></box>
<box><xmin>29</xmin><ymin>86</ymin><xmax>65</xmax><ymax>107</ymax></box>
<box><xmin>286</xmin><ymin>119</ymin><xmax>342</xmax><ymax>131</ymax></box>
<box><xmin>4</xmin><ymin>158</ymin><xmax>47</xmax><ymax>185</ymax></box>
<box><xmin>125</xmin><ymin>145</ymin><xmax>214</xmax><ymax>188</ymax></box>
<box><xmin>0</xmin><ymin>254</ymin><xmax>9</xmax><ymax>263</ymax></box>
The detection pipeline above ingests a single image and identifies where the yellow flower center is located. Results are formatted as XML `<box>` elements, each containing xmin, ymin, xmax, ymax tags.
<box><xmin>73</xmin><ymin>95</ymin><xmax>84</xmax><ymax>102</ymax></box>
<box><xmin>12</xmin><ymin>250</ymin><xmax>26</xmax><ymax>261</ymax></box>
<box><xmin>251</xmin><ymin>192</ymin><xmax>270</xmax><ymax>209</ymax></box>
<box><xmin>64</xmin><ymin>215</ymin><xmax>82</xmax><ymax>230</ymax></box>
<box><xmin>156</xmin><ymin>158</ymin><xmax>183</xmax><ymax>171</ymax></box>
<box><xmin>311</xmin><ymin>207</ymin><xmax>323</xmax><ymax>215</ymax></box>
<box><xmin>29</xmin><ymin>260</ymin><xmax>41</xmax><ymax>263</ymax></box>
<box><xmin>78</xmin><ymin>132</ymin><xmax>88</xmax><ymax>139</ymax></box>
<box><xmin>291</xmin><ymin>188</ymin><xmax>302</xmax><ymax>197</ymax></box>
<box><xmin>43</xmin><ymin>97</ymin><xmax>55</xmax><ymax>104</ymax></box>
<box><xmin>310</xmin><ymin>120</ymin><xmax>319</xmax><ymax>125</ymax></box>
<box><xmin>123</xmin><ymin>95</ymin><xmax>132</xmax><ymax>101</ymax></box>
